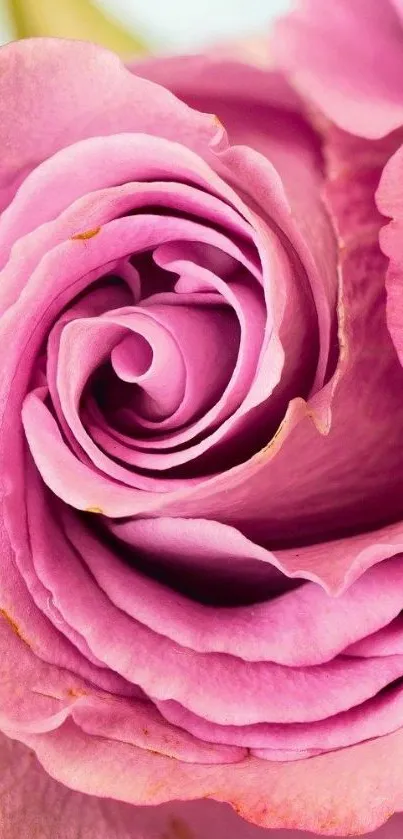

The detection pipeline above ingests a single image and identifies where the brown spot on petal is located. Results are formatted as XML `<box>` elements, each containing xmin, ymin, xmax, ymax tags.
<box><xmin>85</xmin><ymin>506</ymin><xmax>103</xmax><ymax>514</ymax></box>
<box><xmin>0</xmin><ymin>608</ymin><xmax>30</xmax><ymax>647</ymax></box>
<box><xmin>71</xmin><ymin>226</ymin><xmax>101</xmax><ymax>241</ymax></box>
<box><xmin>162</xmin><ymin>818</ymin><xmax>195</xmax><ymax>839</ymax></box>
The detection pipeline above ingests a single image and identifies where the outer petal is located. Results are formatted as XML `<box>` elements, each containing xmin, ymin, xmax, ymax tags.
<box><xmin>132</xmin><ymin>53</ymin><xmax>301</xmax><ymax>114</ymax></box>
<box><xmin>5</xmin><ymin>732</ymin><xmax>403</xmax><ymax>839</ymax></box>
<box><xmin>0</xmin><ymin>731</ymin><xmax>274</xmax><ymax>839</ymax></box>
<box><xmin>2</xmin><ymin>732</ymin><xmax>403</xmax><ymax>839</ymax></box>
<box><xmin>0</xmin><ymin>38</ymin><xmax>222</xmax><ymax>212</ymax></box>
<box><xmin>273</xmin><ymin>0</ymin><xmax>403</xmax><ymax>139</ymax></box>
<box><xmin>17</xmin><ymin>720</ymin><xmax>403</xmax><ymax>836</ymax></box>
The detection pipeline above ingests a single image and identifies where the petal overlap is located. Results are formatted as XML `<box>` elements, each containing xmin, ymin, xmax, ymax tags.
<box><xmin>1</xmin><ymin>35</ymin><xmax>403</xmax><ymax>839</ymax></box>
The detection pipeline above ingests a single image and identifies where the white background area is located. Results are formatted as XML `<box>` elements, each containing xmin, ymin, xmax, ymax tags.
<box><xmin>0</xmin><ymin>0</ymin><xmax>292</xmax><ymax>50</ymax></box>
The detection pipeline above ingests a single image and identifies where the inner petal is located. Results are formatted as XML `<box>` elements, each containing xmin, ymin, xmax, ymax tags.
<box><xmin>56</xmin><ymin>311</ymin><xmax>185</xmax><ymax>457</ymax></box>
<box><xmin>87</xmin><ymin>293</ymin><xmax>241</xmax><ymax>446</ymax></box>
<box><xmin>108</xmin><ymin>321</ymin><xmax>186</xmax><ymax>422</ymax></box>
<box><xmin>114</xmin><ymin>298</ymin><xmax>240</xmax><ymax>432</ymax></box>
<box><xmin>88</xmin><ymin>246</ymin><xmax>264</xmax><ymax>472</ymax></box>
<box><xmin>111</xmin><ymin>333</ymin><xmax>153</xmax><ymax>382</ymax></box>
<box><xmin>50</xmin><ymin>291</ymin><xmax>241</xmax><ymax>490</ymax></box>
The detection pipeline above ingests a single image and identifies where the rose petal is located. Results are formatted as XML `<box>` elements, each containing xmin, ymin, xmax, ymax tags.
<box><xmin>9</xmin><ymin>726</ymin><xmax>401</xmax><ymax>839</ymax></box>
<box><xmin>0</xmin><ymin>39</ymin><xmax>222</xmax><ymax>213</ymax></box>
<box><xmin>273</xmin><ymin>0</ymin><xmax>403</xmax><ymax>139</ymax></box>
<box><xmin>13</xmin><ymin>472</ymin><xmax>403</xmax><ymax>729</ymax></box>
<box><xmin>17</xmin><ymin>719</ymin><xmax>403</xmax><ymax>835</ymax></box>
<box><xmin>376</xmin><ymin>144</ymin><xmax>403</xmax><ymax>370</ymax></box>
<box><xmin>133</xmin><ymin>54</ymin><xmax>338</xmax><ymax>390</ymax></box>
<box><xmin>156</xmin><ymin>679</ymin><xmax>403</xmax><ymax>754</ymax></box>
<box><xmin>146</xmin><ymin>111</ymin><xmax>403</xmax><ymax>595</ymax></box>
<box><xmin>108</xmin><ymin>517</ymin><xmax>403</xmax><ymax>665</ymax></box>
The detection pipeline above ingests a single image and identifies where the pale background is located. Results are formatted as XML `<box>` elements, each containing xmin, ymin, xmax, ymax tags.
<box><xmin>0</xmin><ymin>0</ymin><xmax>292</xmax><ymax>50</ymax></box>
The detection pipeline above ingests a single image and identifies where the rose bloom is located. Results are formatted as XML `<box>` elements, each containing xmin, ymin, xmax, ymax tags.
<box><xmin>2</xmin><ymin>6</ymin><xmax>403</xmax><ymax>836</ymax></box>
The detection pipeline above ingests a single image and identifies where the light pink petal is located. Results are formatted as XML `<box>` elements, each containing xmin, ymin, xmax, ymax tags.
<box><xmin>0</xmin><ymin>39</ymin><xmax>221</xmax><ymax>214</ymax></box>
<box><xmin>2</xmin><ymin>461</ymin><xmax>403</xmax><ymax>833</ymax></box>
<box><xmin>346</xmin><ymin>615</ymin><xmax>403</xmax><ymax>658</ymax></box>
<box><xmin>391</xmin><ymin>0</ymin><xmax>403</xmax><ymax>21</ymax></box>
<box><xmin>0</xmin><ymin>467</ymin><xmax>132</xmax><ymax>696</ymax></box>
<box><xmin>8</xmin><ymin>728</ymin><xmax>402</xmax><ymax>839</ymax></box>
<box><xmin>17</xmin><ymin>719</ymin><xmax>403</xmax><ymax>835</ymax></box>
<box><xmin>132</xmin><ymin>53</ymin><xmax>301</xmax><ymax>111</ymax></box>
<box><xmin>273</xmin><ymin>0</ymin><xmax>403</xmax><ymax>139</ymax></box>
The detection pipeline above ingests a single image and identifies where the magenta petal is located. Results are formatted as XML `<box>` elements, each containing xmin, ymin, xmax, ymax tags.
<box><xmin>377</xmin><ymin>144</ymin><xmax>403</xmax><ymax>367</ymax></box>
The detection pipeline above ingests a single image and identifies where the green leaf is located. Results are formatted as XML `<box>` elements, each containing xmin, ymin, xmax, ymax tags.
<box><xmin>5</xmin><ymin>0</ymin><xmax>148</xmax><ymax>57</ymax></box>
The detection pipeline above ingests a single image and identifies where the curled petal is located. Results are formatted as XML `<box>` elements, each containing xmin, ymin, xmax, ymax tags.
<box><xmin>0</xmin><ymin>39</ymin><xmax>222</xmax><ymax>212</ymax></box>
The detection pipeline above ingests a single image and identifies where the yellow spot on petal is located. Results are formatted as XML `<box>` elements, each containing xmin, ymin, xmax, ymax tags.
<box><xmin>85</xmin><ymin>506</ymin><xmax>103</xmax><ymax>514</ymax></box>
<box><xmin>71</xmin><ymin>226</ymin><xmax>101</xmax><ymax>241</ymax></box>
<box><xmin>213</xmin><ymin>114</ymin><xmax>223</xmax><ymax>130</ymax></box>
<box><xmin>0</xmin><ymin>608</ymin><xmax>30</xmax><ymax>647</ymax></box>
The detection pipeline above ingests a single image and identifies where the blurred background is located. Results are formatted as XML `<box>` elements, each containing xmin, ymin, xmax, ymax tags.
<box><xmin>0</xmin><ymin>0</ymin><xmax>292</xmax><ymax>55</ymax></box>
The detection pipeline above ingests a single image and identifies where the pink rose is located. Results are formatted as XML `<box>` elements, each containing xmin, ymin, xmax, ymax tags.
<box><xmin>1</xmin><ymin>29</ymin><xmax>403</xmax><ymax>839</ymax></box>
